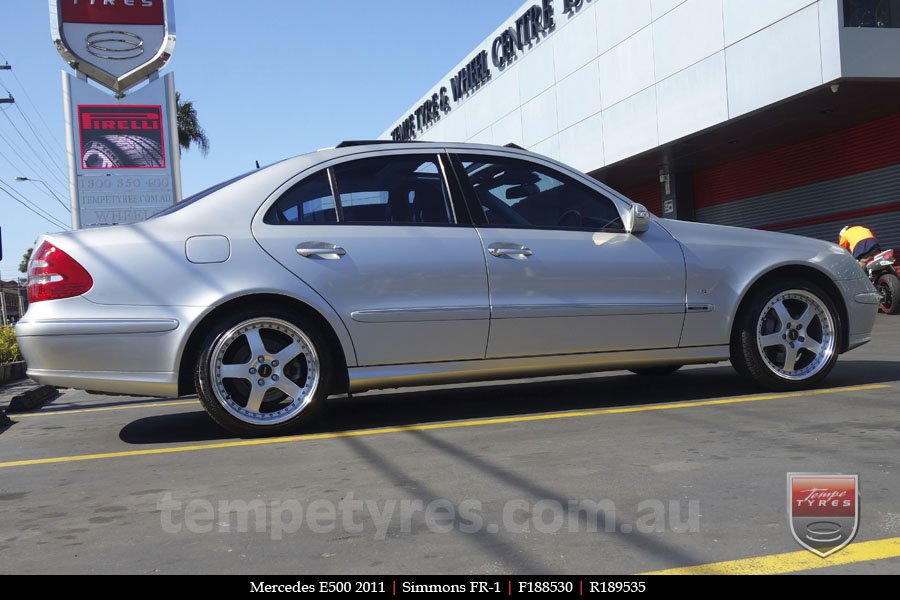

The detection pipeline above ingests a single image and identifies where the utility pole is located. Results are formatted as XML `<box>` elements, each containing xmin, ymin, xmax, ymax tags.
<box><xmin>2</xmin><ymin>64</ymin><xmax>18</xmax><ymax>323</ymax></box>
<box><xmin>0</xmin><ymin>281</ymin><xmax>8</xmax><ymax>327</ymax></box>
<box><xmin>0</xmin><ymin>63</ymin><xmax>13</xmax><ymax>105</ymax></box>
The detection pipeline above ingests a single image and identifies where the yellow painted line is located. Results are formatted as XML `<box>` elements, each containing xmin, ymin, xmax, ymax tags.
<box><xmin>0</xmin><ymin>383</ymin><xmax>888</xmax><ymax>470</ymax></box>
<box><xmin>641</xmin><ymin>536</ymin><xmax>900</xmax><ymax>575</ymax></box>
<box><xmin>13</xmin><ymin>399</ymin><xmax>198</xmax><ymax>418</ymax></box>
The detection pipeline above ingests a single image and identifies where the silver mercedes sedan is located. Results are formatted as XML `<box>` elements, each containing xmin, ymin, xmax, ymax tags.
<box><xmin>17</xmin><ymin>142</ymin><xmax>879</xmax><ymax>435</ymax></box>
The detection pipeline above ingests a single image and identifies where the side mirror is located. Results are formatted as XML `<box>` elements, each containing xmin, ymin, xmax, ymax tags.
<box><xmin>625</xmin><ymin>203</ymin><xmax>651</xmax><ymax>234</ymax></box>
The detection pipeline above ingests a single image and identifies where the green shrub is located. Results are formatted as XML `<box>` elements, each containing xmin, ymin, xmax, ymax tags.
<box><xmin>0</xmin><ymin>326</ymin><xmax>22</xmax><ymax>364</ymax></box>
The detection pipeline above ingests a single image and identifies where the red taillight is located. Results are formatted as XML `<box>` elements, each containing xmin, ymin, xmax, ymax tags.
<box><xmin>27</xmin><ymin>241</ymin><xmax>93</xmax><ymax>303</ymax></box>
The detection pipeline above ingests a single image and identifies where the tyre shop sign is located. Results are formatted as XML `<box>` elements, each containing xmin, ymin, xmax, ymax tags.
<box><xmin>51</xmin><ymin>0</ymin><xmax>176</xmax><ymax>93</ymax></box>
<box><xmin>66</xmin><ymin>71</ymin><xmax>179</xmax><ymax>228</ymax></box>
<box><xmin>391</xmin><ymin>0</ymin><xmax>587</xmax><ymax>142</ymax></box>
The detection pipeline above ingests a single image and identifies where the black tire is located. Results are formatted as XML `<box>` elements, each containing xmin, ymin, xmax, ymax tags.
<box><xmin>630</xmin><ymin>365</ymin><xmax>683</xmax><ymax>376</ymax></box>
<box><xmin>731</xmin><ymin>280</ymin><xmax>842</xmax><ymax>391</ymax></box>
<box><xmin>876</xmin><ymin>273</ymin><xmax>900</xmax><ymax>315</ymax></box>
<box><xmin>194</xmin><ymin>307</ymin><xmax>334</xmax><ymax>437</ymax></box>
<box><xmin>82</xmin><ymin>134</ymin><xmax>164</xmax><ymax>168</ymax></box>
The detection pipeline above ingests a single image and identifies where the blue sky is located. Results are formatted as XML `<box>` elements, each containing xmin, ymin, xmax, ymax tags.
<box><xmin>0</xmin><ymin>0</ymin><xmax>523</xmax><ymax>279</ymax></box>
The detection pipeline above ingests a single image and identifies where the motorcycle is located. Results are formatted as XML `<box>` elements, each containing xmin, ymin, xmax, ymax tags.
<box><xmin>866</xmin><ymin>249</ymin><xmax>900</xmax><ymax>315</ymax></box>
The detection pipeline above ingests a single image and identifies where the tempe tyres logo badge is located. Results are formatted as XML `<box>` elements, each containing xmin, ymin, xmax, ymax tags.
<box><xmin>788</xmin><ymin>473</ymin><xmax>859</xmax><ymax>557</ymax></box>
<box><xmin>52</xmin><ymin>0</ymin><xmax>175</xmax><ymax>93</ymax></box>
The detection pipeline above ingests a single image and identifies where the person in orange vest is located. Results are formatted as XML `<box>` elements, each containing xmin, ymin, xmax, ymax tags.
<box><xmin>839</xmin><ymin>225</ymin><xmax>882</xmax><ymax>268</ymax></box>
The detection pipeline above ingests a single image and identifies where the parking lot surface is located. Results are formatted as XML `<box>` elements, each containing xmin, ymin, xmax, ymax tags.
<box><xmin>1</xmin><ymin>315</ymin><xmax>898</xmax><ymax>574</ymax></box>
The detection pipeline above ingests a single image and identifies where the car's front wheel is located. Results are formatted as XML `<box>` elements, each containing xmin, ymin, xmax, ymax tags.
<box><xmin>195</xmin><ymin>309</ymin><xmax>333</xmax><ymax>436</ymax></box>
<box><xmin>731</xmin><ymin>282</ymin><xmax>841</xmax><ymax>391</ymax></box>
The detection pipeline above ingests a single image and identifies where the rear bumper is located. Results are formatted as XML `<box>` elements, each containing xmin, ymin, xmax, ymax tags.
<box><xmin>15</xmin><ymin>299</ymin><xmax>204</xmax><ymax>398</ymax></box>
<box><xmin>26</xmin><ymin>368</ymin><xmax>177</xmax><ymax>397</ymax></box>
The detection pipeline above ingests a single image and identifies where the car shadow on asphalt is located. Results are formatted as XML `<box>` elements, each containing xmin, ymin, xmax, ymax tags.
<box><xmin>118</xmin><ymin>359</ymin><xmax>900</xmax><ymax>445</ymax></box>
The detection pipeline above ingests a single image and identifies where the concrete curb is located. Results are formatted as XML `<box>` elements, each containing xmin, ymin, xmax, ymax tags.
<box><xmin>0</xmin><ymin>362</ymin><xmax>27</xmax><ymax>385</ymax></box>
<box><xmin>6</xmin><ymin>385</ymin><xmax>59</xmax><ymax>413</ymax></box>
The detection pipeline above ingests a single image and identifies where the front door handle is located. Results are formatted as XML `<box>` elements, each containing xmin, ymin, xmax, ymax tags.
<box><xmin>296</xmin><ymin>242</ymin><xmax>346</xmax><ymax>259</ymax></box>
<box><xmin>488</xmin><ymin>243</ymin><xmax>533</xmax><ymax>259</ymax></box>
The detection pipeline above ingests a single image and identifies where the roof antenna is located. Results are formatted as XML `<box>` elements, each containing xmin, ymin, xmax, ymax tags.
<box><xmin>255</xmin><ymin>160</ymin><xmax>260</xmax><ymax>169</ymax></box>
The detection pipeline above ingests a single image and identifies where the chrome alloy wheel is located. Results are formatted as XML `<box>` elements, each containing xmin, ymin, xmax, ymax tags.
<box><xmin>209</xmin><ymin>318</ymin><xmax>320</xmax><ymax>425</ymax></box>
<box><xmin>755</xmin><ymin>289</ymin><xmax>836</xmax><ymax>381</ymax></box>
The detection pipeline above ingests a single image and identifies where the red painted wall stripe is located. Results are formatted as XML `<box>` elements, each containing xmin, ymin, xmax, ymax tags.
<box><xmin>695</xmin><ymin>112</ymin><xmax>900</xmax><ymax>208</ymax></box>
<box><xmin>618</xmin><ymin>180</ymin><xmax>660</xmax><ymax>215</ymax></box>
<box><xmin>762</xmin><ymin>201</ymin><xmax>900</xmax><ymax>232</ymax></box>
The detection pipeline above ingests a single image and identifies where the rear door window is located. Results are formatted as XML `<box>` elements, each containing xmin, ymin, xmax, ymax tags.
<box><xmin>332</xmin><ymin>155</ymin><xmax>454</xmax><ymax>225</ymax></box>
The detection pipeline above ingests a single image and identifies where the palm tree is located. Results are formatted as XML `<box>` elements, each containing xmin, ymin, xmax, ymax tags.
<box><xmin>18</xmin><ymin>247</ymin><xmax>32</xmax><ymax>274</ymax></box>
<box><xmin>175</xmin><ymin>92</ymin><xmax>210</xmax><ymax>156</ymax></box>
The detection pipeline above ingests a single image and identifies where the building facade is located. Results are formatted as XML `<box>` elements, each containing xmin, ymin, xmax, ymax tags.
<box><xmin>382</xmin><ymin>0</ymin><xmax>900</xmax><ymax>249</ymax></box>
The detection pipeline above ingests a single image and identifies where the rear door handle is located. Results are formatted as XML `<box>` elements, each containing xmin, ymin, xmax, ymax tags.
<box><xmin>488</xmin><ymin>243</ymin><xmax>533</xmax><ymax>259</ymax></box>
<box><xmin>296</xmin><ymin>242</ymin><xmax>346</xmax><ymax>259</ymax></box>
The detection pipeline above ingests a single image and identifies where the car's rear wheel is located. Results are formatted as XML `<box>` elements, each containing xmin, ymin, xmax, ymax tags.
<box><xmin>195</xmin><ymin>309</ymin><xmax>332</xmax><ymax>436</ymax></box>
<box><xmin>629</xmin><ymin>365</ymin><xmax>682</xmax><ymax>376</ymax></box>
<box><xmin>731</xmin><ymin>282</ymin><xmax>841</xmax><ymax>391</ymax></box>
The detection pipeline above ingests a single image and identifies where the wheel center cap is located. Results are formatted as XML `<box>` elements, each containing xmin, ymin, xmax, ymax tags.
<box><xmin>787</xmin><ymin>330</ymin><xmax>799</xmax><ymax>341</ymax></box>
<box><xmin>258</xmin><ymin>364</ymin><xmax>273</xmax><ymax>378</ymax></box>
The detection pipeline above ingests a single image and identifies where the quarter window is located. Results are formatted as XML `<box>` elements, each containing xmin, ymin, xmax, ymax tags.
<box><xmin>457</xmin><ymin>155</ymin><xmax>624</xmax><ymax>232</ymax></box>
<box><xmin>264</xmin><ymin>170</ymin><xmax>337</xmax><ymax>225</ymax></box>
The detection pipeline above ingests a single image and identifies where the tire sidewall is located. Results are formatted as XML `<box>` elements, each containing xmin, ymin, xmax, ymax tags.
<box><xmin>194</xmin><ymin>307</ymin><xmax>333</xmax><ymax>437</ymax></box>
<box><xmin>731</xmin><ymin>280</ymin><xmax>842</xmax><ymax>391</ymax></box>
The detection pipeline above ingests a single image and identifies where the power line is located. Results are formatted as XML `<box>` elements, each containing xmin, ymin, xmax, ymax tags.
<box><xmin>0</xmin><ymin>105</ymin><xmax>68</xmax><ymax>184</ymax></box>
<box><xmin>0</xmin><ymin>179</ymin><xmax>69</xmax><ymax>228</ymax></box>
<box><xmin>0</xmin><ymin>124</ymin><xmax>69</xmax><ymax>196</ymax></box>
<box><xmin>0</xmin><ymin>75</ymin><xmax>68</xmax><ymax>169</ymax></box>
<box><xmin>0</xmin><ymin>50</ymin><xmax>63</xmax><ymax>156</ymax></box>
<box><xmin>0</xmin><ymin>106</ymin><xmax>69</xmax><ymax>188</ymax></box>
<box><xmin>0</xmin><ymin>181</ymin><xmax>69</xmax><ymax>230</ymax></box>
<box><xmin>13</xmin><ymin>103</ymin><xmax>68</xmax><ymax>182</ymax></box>
<box><xmin>16</xmin><ymin>177</ymin><xmax>70</xmax><ymax>213</ymax></box>
<box><xmin>0</xmin><ymin>145</ymin><xmax>71</xmax><ymax>224</ymax></box>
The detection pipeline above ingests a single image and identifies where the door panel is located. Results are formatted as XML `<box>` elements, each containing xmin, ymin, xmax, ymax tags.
<box><xmin>480</xmin><ymin>225</ymin><xmax>686</xmax><ymax>357</ymax></box>
<box><xmin>258</xmin><ymin>225</ymin><xmax>490</xmax><ymax>366</ymax></box>
<box><xmin>451</xmin><ymin>152</ymin><xmax>686</xmax><ymax>358</ymax></box>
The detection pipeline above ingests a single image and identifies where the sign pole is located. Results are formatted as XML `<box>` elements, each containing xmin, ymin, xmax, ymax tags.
<box><xmin>61</xmin><ymin>71</ymin><xmax>80</xmax><ymax>229</ymax></box>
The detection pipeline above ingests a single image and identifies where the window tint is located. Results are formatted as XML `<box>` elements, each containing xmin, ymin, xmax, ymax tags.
<box><xmin>333</xmin><ymin>155</ymin><xmax>453</xmax><ymax>224</ymax></box>
<box><xmin>458</xmin><ymin>155</ymin><xmax>624</xmax><ymax>231</ymax></box>
<box><xmin>265</xmin><ymin>170</ymin><xmax>337</xmax><ymax>225</ymax></box>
